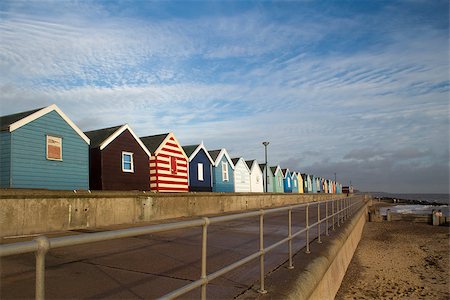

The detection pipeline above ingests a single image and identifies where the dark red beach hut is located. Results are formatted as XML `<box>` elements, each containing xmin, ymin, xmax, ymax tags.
<box><xmin>84</xmin><ymin>124</ymin><xmax>151</xmax><ymax>190</ymax></box>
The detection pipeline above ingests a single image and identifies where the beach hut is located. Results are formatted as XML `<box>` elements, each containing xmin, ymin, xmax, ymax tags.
<box><xmin>282</xmin><ymin>168</ymin><xmax>293</xmax><ymax>193</ymax></box>
<box><xmin>246</xmin><ymin>160</ymin><xmax>264</xmax><ymax>193</ymax></box>
<box><xmin>231</xmin><ymin>157</ymin><xmax>251</xmax><ymax>192</ymax></box>
<box><xmin>291</xmin><ymin>172</ymin><xmax>299</xmax><ymax>193</ymax></box>
<box><xmin>140</xmin><ymin>133</ymin><xmax>189</xmax><ymax>192</ymax></box>
<box><xmin>271</xmin><ymin>166</ymin><xmax>284</xmax><ymax>193</ymax></box>
<box><xmin>182</xmin><ymin>143</ymin><xmax>214</xmax><ymax>192</ymax></box>
<box><xmin>0</xmin><ymin>104</ymin><xmax>90</xmax><ymax>190</ymax></box>
<box><xmin>84</xmin><ymin>124</ymin><xmax>151</xmax><ymax>191</ymax></box>
<box><xmin>297</xmin><ymin>172</ymin><xmax>304</xmax><ymax>193</ymax></box>
<box><xmin>301</xmin><ymin>174</ymin><xmax>308</xmax><ymax>193</ymax></box>
<box><xmin>259</xmin><ymin>164</ymin><xmax>274</xmax><ymax>192</ymax></box>
<box><xmin>306</xmin><ymin>174</ymin><xmax>313</xmax><ymax>193</ymax></box>
<box><xmin>208</xmin><ymin>149</ymin><xmax>235</xmax><ymax>192</ymax></box>
<box><xmin>324</xmin><ymin>179</ymin><xmax>329</xmax><ymax>194</ymax></box>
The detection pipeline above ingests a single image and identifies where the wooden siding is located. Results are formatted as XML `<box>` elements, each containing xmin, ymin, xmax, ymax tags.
<box><xmin>262</xmin><ymin>166</ymin><xmax>274</xmax><ymax>193</ymax></box>
<box><xmin>212</xmin><ymin>156</ymin><xmax>234</xmax><ymax>192</ymax></box>
<box><xmin>291</xmin><ymin>174</ymin><xmax>299</xmax><ymax>193</ymax></box>
<box><xmin>250</xmin><ymin>164</ymin><xmax>264</xmax><ymax>193</ymax></box>
<box><xmin>273</xmin><ymin>169</ymin><xmax>284</xmax><ymax>193</ymax></box>
<box><xmin>10</xmin><ymin>111</ymin><xmax>89</xmax><ymax>190</ymax></box>
<box><xmin>98</xmin><ymin>129</ymin><xmax>150</xmax><ymax>191</ymax></box>
<box><xmin>233</xmin><ymin>159</ymin><xmax>251</xmax><ymax>192</ymax></box>
<box><xmin>188</xmin><ymin>148</ymin><xmax>212</xmax><ymax>192</ymax></box>
<box><xmin>150</xmin><ymin>135</ymin><xmax>188</xmax><ymax>192</ymax></box>
<box><xmin>0</xmin><ymin>131</ymin><xmax>11</xmax><ymax>187</ymax></box>
<box><xmin>283</xmin><ymin>170</ymin><xmax>292</xmax><ymax>193</ymax></box>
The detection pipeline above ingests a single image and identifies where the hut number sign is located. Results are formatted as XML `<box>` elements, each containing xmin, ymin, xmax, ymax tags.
<box><xmin>46</xmin><ymin>135</ymin><xmax>62</xmax><ymax>160</ymax></box>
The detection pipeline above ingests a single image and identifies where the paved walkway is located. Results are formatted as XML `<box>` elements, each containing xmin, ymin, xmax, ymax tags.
<box><xmin>1</xmin><ymin>206</ymin><xmax>335</xmax><ymax>299</ymax></box>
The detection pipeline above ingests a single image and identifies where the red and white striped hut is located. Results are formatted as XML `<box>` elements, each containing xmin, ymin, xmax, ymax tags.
<box><xmin>140</xmin><ymin>132</ymin><xmax>189</xmax><ymax>192</ymax></box>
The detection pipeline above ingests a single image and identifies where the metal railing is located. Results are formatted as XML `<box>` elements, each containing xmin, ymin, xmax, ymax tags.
<box><xmin>0</xmin><ymin>196</ymin><xmax>364</xmax><ymax>300</ymax></box>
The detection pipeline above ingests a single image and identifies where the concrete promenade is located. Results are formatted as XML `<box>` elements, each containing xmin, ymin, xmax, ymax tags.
<box><xmin>0</xmin><ymin>205</ymin><xmax>333</xmax><ymax>299</ymax></box>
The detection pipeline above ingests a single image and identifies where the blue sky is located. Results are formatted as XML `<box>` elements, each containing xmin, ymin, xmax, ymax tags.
<box><xmin>0</xmin><ymin>0</ymin><xmax>448</xmax><ymax>193</ymax></box>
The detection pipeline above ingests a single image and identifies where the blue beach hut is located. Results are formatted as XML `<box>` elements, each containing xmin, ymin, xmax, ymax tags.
<box><xmin>282</xmin><ymin>168</ymin><xmax>292</xmax><ymax>193</ymax></box>
<box><xmin>0</xmin><ymin>104</ymin><xmax>90</xmax><ymax>190</ymax></box>
<box><xmin>182</xmin><ymin>142</ymin><xmax>214</xmax><ymax>192</ymax></box>
<box><xmin>208</xmin><ymin>149</ymin><xmax>235</xmax><ymax>192</ymax></box>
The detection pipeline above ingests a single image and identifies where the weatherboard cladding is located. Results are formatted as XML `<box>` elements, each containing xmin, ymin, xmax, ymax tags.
<box><xmin>282</xmin><ymin>169</ymin><xmax>292</xmax><ymax>193</ymax></box>
<box><xmin>209</xmin><ymin>150</ymin><xmax>234</xmax><ymax>192</ymax></box>
<box><xmin>85</xmin><ymin>126</ymin><xmax>150</xmax><ymax>191</ymax></box>
<box><xmin>183</xmin><ymin>144</ymin><xmax>213</xmax><ymax>192</ymax></box>
<box><xmin>247</xmin><ymin>160</ymin><xmax>263</xmax><ymax>193</ymax></box>
<box><xmin>0</xmin><ymin>131</ymin><xmax>11</xmax><ymax>187</ymax></box>
<box><xmin>2</xmin><ymin>110</ymin><xmax>89</xmax><ymax>190</ymax></box>
<box><xmin>232</xmin><ymin>158</ymin><xmax>251</xmax><ymax>193</ymax></box>
<box><xmin>142</xmin><ymin>133</ymin><xmax>188</xmax><ymax>192</ymax></box>
<box><xmin>291</xmin><ymin>172</ymin><xmax>299</xmax><ymax>193</ymax></box>
<box><xmin>259</xmin><ymin>164</ymin><xmax>274</xmax><ymax>192</ymax></box>
<box><xmin>271</xmin><ymin>166</ymin><xmax>284</xmax><ymax>193</ymax></box>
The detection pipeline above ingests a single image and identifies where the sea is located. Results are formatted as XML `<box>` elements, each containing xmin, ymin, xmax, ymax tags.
<box><xmin>368</xmin><ymin>192</ymin><xmax>450</xmax><ymax>217</ymax></box>
<box><xmin>368</xmin><ymin>192</ymin><xmax>449</xmax><ymax>205</ymax></box>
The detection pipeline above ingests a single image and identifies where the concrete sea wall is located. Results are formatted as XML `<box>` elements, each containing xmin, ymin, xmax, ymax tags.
<box><xmin>286</xmin><ymin>201</ymin><xmax>368</xmax><ymax>299</ymax></box>
<box><xmin>0</xmin><ymin>190</ymin><xmax>347</xmax><ymax>237</ymax></box>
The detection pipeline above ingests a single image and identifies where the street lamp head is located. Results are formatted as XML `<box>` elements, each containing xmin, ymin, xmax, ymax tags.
<box><xmin>262</xmin><ymin>141</ymin><xmax>270</xmax><ymax>146</ymax></box>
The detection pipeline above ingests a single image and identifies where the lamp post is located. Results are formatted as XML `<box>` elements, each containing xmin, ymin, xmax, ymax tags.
<box><xmin>262</xmin><ymin>141</ymin><xmax>270</xmax><ymax>192</ymax></box>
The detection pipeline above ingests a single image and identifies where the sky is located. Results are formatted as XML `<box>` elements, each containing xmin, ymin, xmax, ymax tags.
<box><xmin>0</xmin><ymin>0</ymin><xmax>448</xmax><ymax>193</ymax></box>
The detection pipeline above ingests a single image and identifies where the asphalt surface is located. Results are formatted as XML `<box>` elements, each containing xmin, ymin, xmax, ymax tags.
<box><xmin>0</xmin><ymin>205</ymin><xmax>338</xmax><ymax>299</ymax></box>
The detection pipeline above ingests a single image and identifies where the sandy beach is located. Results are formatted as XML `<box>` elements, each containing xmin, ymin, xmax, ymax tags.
<box><xmin>336</xmin><ymin>219</ymin><xmax>449</xmax><ymax>299</ymax></box>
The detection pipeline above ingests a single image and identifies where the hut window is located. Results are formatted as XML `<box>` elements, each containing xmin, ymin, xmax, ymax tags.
<box><xmin>222</xmin><ymin>161</ymin><xmax>229</xmax><ymax>181</ymax></box>
<box><xmin>122</xmin><ymin>152</ymin><xmax>134</xmax><ymax>172</ymax></box>
<box><xmin>256</xmin><ymin>175</ymin><xmax>260</xmax><ymax>183</ymax></box>
<box><xmin>294</xmin><ymin>180</ymin><xmax>297</xmax><ymax>187</ymax></box>
<box><xmin>170</xmin><ymin>156</ymin><xmax>178</xmax><ymax>174</ymax></box>
<box><xmin>197</xmin><ymin>163</ymin><xmax>204</xmax><ymax>181</ymax></box>
<box><xmin>241</xmin><ymin>171</ymin><xmax>245</xmax><ymax>183</ymax></box>
<box><xmin>46</xmin><ymin>135</ymin><xmax>62</xmax><ymax>161</ymax></box>
<box><xmin>288</xmin><ymin>179</ymin><xmax>291</xmax><ymax>188</ymax></box>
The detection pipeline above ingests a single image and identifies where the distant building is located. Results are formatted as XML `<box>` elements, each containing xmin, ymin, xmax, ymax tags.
<box><xmin>291</xmin><ymin>172</ymin><xmax>299</xmax><ymax>193</ymax></box>
<box><xmin>259</xmin><ymin>163</ymin><xmax>274</xmax><ymax>192</ymax></box>
<box><xmin>282</xmin><ymin>168</ymin><xmax>292</xmax><ymax>193</ymax></box>
<box><xmin>271</xmin><ymin>165</ymin><xmax>284</xmax><ymax>193</ymax></box>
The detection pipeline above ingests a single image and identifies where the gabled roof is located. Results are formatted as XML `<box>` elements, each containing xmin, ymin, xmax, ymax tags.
<box><xmin>246</xmin><ymin>159</ymin><xmax>257</xmax><ymax>170</ymax></box>
<box><xmin>140</xmin><ymin>132</ymin><xmax>187</xmax><ymax>158</ymax></box>
<box><xmin>231</xmin><ymin>157</ymin><xmax>250</xmax><ymax>172</ymax></box>
<box><xmin>291</xmin><ymin>172</ymin><xmax>298</xmax><ymax>179</ymax></box>
<box><xmin>281</xmin><ymin>168</ymin><xmax>291</xmax><ymax>179</ymax></box>
<box><xmin>270</xmin><ymin>165</ymin><xmax>282</xmax><ymax>175</ymax></box>
<box><xmin>208</xmin><ymin>149</ymin><xmax>235</xmax><ymax>169</ymax></box>
<box><xmin>259</xmin><ymin>163</ymin><xmax>274</xmax><ymax>176</ymax></box>
<box><xmin>182</xmin><ymin>144</ymin><xmax>199</xmax><ymax>157</ymax></box>
<box><xmin>0</xmin><ymin>104</ymin><xmax>90</xmax><ymax>144</ymax></box>
<box><xmin>84</xmin><ymin>125</ymin><xmax>123</xmax><ymax>148</ymax></box>
<box><xmin>0</xmin><ymin>107</ymin><xmax>43</xmax><ymax>131</ymax></box>
<box><xmin>84</xmin><ymin>124</ymin><xmax>151</xmax><ymax>157</ymax></box>
<box><xmin>140</xmin><ymin>133</ymin><xmax>168</xmax><ymax>153</ymax></box>
<box><xmin>182</xmin><ymin>142</ymin><xmax>214</xmax><ymax>163</ymax></box>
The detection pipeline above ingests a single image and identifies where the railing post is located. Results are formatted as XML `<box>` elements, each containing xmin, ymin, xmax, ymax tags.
<box><xmin>201</xmin><ymin>217</ymin><xmax>210</xmax><ymax>300</ymax></box>
<box><xmin>317</xmin><ymin>202</ymin><xmax>322</xmax><ymax>244</ymax></box>
<box><xmin>258</xmin><ymin>210</ymin><xmax>267</xmax><ymax>294</ymax></box>
<box><xmin>35</xmin><ymin>236</ymin><xmax>50</xmax><ymax>300</ymax></box>
<box><xmin>288</xmin><ymin>208</ymin><xmax>294</xmax><ymax>269</ymax></box>
<box><xmin>305</xmin><ymin>203</ymin><xmax>310</xmax><ymax>254</ymax></box>
<box><xmin>337</xmin><ymin>199</ymin><xmax>341</xmax><ymax>227</ymax></box>
<box><xmin>325</xmin><ymin>200</ymin><xmax>329</xmax><ymax>236</ymax></box>
<box><xmin>332</xmin><ymin>200</ymin><xmax>335</xmax><ymax>231</ymax></box>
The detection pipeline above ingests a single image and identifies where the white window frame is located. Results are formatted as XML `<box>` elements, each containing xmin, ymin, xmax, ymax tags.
<box><xmin>198</xmin><ymin>163</ymin><xmax>204</xmax><ymax>181</ymax></box>
<box><xmin>122</xmin><ymin>151</ymin><xmax>134</xmax><ymax>173</ymax></box>
<box><xmin>46</xmin><ymin>135</ymin><xmax>62</xmax><ymax>161</ymax></box>
<box><xmin>222</xmin><ymin>161</ymin><xmax>229</xmax><ymax>181</ymax></box>
<box><xmin>287</xmin><ymin>179</ymin><xmax>291</xmax><ymax>188</ymax></box>
<box><xmin>294</xmin><ymin>180</ymin><xmax>297</xmax><ymax>187</ymax></box>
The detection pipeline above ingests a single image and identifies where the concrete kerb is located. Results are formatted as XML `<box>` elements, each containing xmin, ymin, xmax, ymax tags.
<box><xmin>286</xmin><ymin>202</ymin><xmax>368</xmax><ymax>300</ymax></box>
